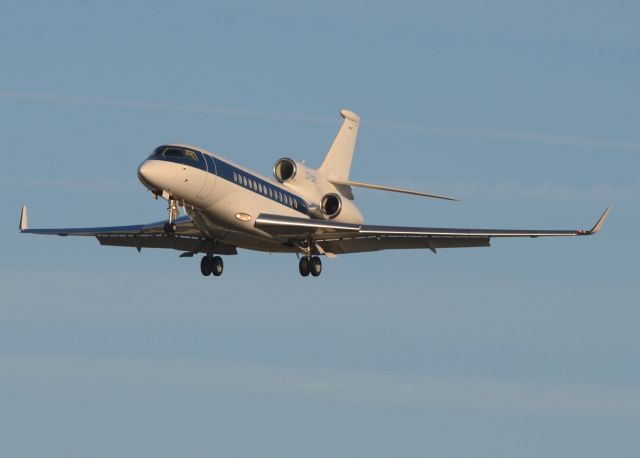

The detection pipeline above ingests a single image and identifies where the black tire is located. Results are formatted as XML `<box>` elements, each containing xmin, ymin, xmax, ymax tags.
<box><xmin>200</xmin><ymin>256</ymin><xmax>212</xmax><ymax>276</ymax></box>
<box><xmin>212</xmin><ymin>256</ymin><xmax>224</xmax><ymax>276</ymax></box>
<box><xmin>299</xmin><ymin>257</ymin><xmax>310</xmax><ymax>277</ymax></box>
<box><xmin>164</xmin><ymin>222</ymin><xmax>176</xmax><ymax>233</ymax></box>
<box><xmin>310</xmin><ymin>256</ymin><xmax>322</xmax><ymax>277</ymax></box>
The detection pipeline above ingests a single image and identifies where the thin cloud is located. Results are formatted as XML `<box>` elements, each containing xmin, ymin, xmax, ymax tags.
<box><xmin>3</xmin><ymin>90</ymin><xmax>640</xmax><ymax>152</ymax></box>
<box><xmin>0</xmin><ymin>90</ymin><xmax>334</xmax><ymax>125</ymax></box>
<box><xmin>3</xmin><ymin>353</ymin><xmax>639</xmax><ymax>417</ymax></box>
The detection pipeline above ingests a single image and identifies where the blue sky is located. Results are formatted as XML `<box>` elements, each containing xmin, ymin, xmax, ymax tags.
<box><xmin>1</xmin><ymin>1</ymin><xmax>639</xmax><ymax>457</ymax></box>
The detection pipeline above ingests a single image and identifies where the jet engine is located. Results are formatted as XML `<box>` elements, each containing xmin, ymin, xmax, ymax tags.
<box><xmin>321</xmin><ymin>193</ymin><xmax>342</xmax><ymax>218</ymax></box>
<box><xmin>273</xmin><ymin>158</ymin><xmax>300</xmax><ymax>183</ymax></box>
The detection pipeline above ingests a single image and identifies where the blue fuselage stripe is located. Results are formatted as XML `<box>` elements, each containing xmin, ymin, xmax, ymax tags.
<box><xmin>157</xmin><ymin>148</ymin><xmax>309</xmax><ymax>215</ymax></box>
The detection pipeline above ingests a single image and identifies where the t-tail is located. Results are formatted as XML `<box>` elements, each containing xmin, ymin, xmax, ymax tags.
<box><xmin>318</xmin><ymin>109</ymin><xmax>360</xmax><ymax>181</ymax></box>
<box><xmin>320</xmin><ymin>108</ymin><xmax>458</xmax><ymax>201</ymax></box>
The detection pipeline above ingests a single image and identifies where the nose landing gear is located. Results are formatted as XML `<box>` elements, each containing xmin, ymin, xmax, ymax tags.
<box><xmin>163</xmin><ymin>197</ymin><xmax>180</xmax><ymax>234</ymax></box>
<box><xmin>200</xmin><ymin>255</ymin><xmax>224</xmax><ymax>277</ymax></box>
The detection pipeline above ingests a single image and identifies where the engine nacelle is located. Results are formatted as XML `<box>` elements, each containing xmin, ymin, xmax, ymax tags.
<box><xmin>321</xmin><ymin>193</ymin><xmax>342</xmax><ymax>219</ymax></box>
<box><xmin>273</xmin><ymin>158</ymin><xmax>348</xmax><ymax>220</ymax></box>
<box><xmin>273</xmin><ymin>158</ymin><xmax>300</xmax><ymax>183</ymax></box>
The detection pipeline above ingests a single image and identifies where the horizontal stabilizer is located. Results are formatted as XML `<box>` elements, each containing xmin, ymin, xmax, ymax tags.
<box><xmin>328</xmin><ymin>179</ymin><xmax>459</xmax><ymax>201</ymax></box>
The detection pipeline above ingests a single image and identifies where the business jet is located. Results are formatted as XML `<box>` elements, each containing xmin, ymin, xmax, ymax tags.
<box><xmin>19</xmin><ymin>109</ymin><xmax>609</xmax><ymax>277</ymax></box>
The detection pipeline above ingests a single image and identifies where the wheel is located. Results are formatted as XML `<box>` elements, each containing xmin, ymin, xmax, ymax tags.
<box><xmin>299</xmin><ymin>256</ymin><xmax>310</xmax><ymax>277</ymax></box>
<box><xmin>211</xmin><ymin>256</ymin><xmax>224</xmax><ymax>276</ymax></box>
<box><xmin>164</xmin><ymin>222</ymin><xmax>176</xmax><ymax>233</ymax></box>
<box><xmin>200</xmin><ymin>256</ymin><xmax>212</xmax><ymax>276</ymax></box>
<box><xmin>310</xmin><ymin>256</ymin><xmax>322</xmax><ymax>277</ymax></box>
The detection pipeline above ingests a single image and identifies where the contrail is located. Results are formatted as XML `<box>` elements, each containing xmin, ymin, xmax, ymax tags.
<box><xmin>3</xmin><ymin>89</ymin><xmax>639</xmax><ymax>152</ymax></box>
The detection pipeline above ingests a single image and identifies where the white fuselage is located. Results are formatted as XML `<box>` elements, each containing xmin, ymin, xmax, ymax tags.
<box><xmin>137</xmin><ymin>144</ymin><xmax>364</xmax><ymax>253</ymax></box>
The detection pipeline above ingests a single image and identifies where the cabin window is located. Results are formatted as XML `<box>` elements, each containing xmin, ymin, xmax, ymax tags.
<box><xmin>293</xmin><ymin>199</ymin><xmax>298</xmax><ymax>209</ymax></box>
<box><xmin>233</xmin><ymin>172</ymin><xmax>238</xmax><ymax>182</ymax></box>
<box><xmin>269</xmin><ymin>188</ymin><xmax>273</xmax><ymax>198</ymax></box>
<box><xmin>242</xmin><ymin>176</ymin><xmax>248</xmax><ymax>187</ymax></box>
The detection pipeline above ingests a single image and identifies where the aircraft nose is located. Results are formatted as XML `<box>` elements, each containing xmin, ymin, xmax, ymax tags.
<box><xmin>138</xmin><ymin>160</ymin><xmax>162</xmax><ymax>191</ymax></box>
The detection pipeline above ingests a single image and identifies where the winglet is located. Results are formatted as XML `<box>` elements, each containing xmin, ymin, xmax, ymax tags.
<box><xmin>586</xmin><ymin>207</ymin><xmax>611</xmax><ymax>235</ymax></box>
<box><xmin>19</xmin><ymin>205</ymin><xmax>28</xmax><ymax>232</ymax></box>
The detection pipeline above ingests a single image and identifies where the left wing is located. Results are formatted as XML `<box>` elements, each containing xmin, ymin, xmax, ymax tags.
<box><xmin>19</xmin><ymin>206</ymin><xmax>237</xmax><ymax>255</ymax></box>
<box><xmin>255</xmin><ymin>208</ymin><xmax>610</xmax><ymax>254</ymax></box>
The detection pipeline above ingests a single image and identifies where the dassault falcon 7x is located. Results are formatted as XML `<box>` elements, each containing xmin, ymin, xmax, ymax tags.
<box><xmin>20</xmin><ymin>109</ymin><xmax>609</xmax><ymax>278</ymax></box>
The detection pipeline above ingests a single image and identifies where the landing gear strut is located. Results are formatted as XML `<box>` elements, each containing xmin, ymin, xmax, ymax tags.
<box><xmin>299</xmin><ymin>256</ymin><xmax>322</xmax><ymax>277</ymax></box>
<box><xmin>163</xmin><ymin>197</ymin><xmax>179</xmax><ymax>234</ymax></box>
<box><xmin>201</xmin><ymin>255</ymin><xmax>224</xmax><ymax>277</ymax></box>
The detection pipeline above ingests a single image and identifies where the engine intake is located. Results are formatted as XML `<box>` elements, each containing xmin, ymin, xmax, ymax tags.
<box><xmin>321</xmin><ymin>193</ymin><xmax>342</xmax><ymax>218</ymax></box>
<box><xmin>273</xmin><ymin>158</ymin><xmax>297</xmax><ymax>183</ymax></box>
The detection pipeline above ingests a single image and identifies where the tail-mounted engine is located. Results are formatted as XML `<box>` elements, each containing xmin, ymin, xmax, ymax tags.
<box><xmin>273</xmin><ymin>157</ymin><xmax>345</xmax><ymax>220</ymax></box>
<box><xmin>321</xmin><ymin>193</ymin><xmax>342</xmax><ymax>218</ymax></box>
<box><xmin>273</xmin><ymin>158</ymin><xmax>299</xmax><ymax>183</ymax></box>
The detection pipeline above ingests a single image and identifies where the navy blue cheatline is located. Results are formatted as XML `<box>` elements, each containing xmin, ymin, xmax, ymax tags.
<box><xmin>150</xmin><ymin>145</ymin><xmax>310</xmax><ymax>216</ymax></box>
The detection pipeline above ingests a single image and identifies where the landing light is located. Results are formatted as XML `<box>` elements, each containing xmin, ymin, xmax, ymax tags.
<box><xmin>235</xmin><ymin>213</ymin><xmax>252</xmax><ymax>222</ymax></box>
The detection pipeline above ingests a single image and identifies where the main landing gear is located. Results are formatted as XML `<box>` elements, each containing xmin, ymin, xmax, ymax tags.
<box><xmin>200</xmin><ymin>255</ymin><xmax>224</xmax><ymax>277</ymax></box>
<box><xmin>299</xmin><ymin>256</ymin><xmax>322</xmax><ymax>277</ymax></box>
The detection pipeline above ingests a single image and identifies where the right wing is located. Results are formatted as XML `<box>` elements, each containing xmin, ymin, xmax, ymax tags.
<box><xmin>255</xmin><ymin>208</ymin><xmax>610</xmax><ymax>255</ymax></box>
<box><xmin>19</xmin><ymin>206</ymin><xmax>237</xmax><ymax>255</ymax></box>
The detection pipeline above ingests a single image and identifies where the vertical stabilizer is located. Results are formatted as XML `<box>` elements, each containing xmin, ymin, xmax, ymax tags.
<box><xmin>319</xmin><ymin>109</ymin><xmax>360</xmax><ymax>180</ymax></box>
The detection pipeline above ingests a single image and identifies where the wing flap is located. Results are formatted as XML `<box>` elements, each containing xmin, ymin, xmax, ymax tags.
<box><xmin>319</xmin><ymin>236</ymin><xmax>490</xmax><ymax>255</ymax></box>
<box><xmin>97</xmin><ymin>234</ymin><xmax>237</xmax><ymax>255</ymax></box>
<box><xmin>255</xmin><ymin>209</ymin><xmax>608</xmax><ymax>255</ymax></box>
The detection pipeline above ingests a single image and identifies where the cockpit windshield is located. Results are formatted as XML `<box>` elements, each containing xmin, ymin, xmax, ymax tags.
<box><xmin>149</xmin><ymin>146</ymin><xmax>199</xmax><ymax>162</ymax></box>
<box><xmin>163</xmin><ymin>148</ymin><xmax>198</xmax><ymax>161</ymax></box>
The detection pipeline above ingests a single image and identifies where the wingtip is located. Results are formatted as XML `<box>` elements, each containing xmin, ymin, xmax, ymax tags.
<box><xmin>587</xmin><ymin>206</ymin><xmax>611</xmax><ymax>235</ymax></box>
<box><xmin>19</xmin><ymin>205</ymin><xmax>28</xmax><ymax>231</ymax></box>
